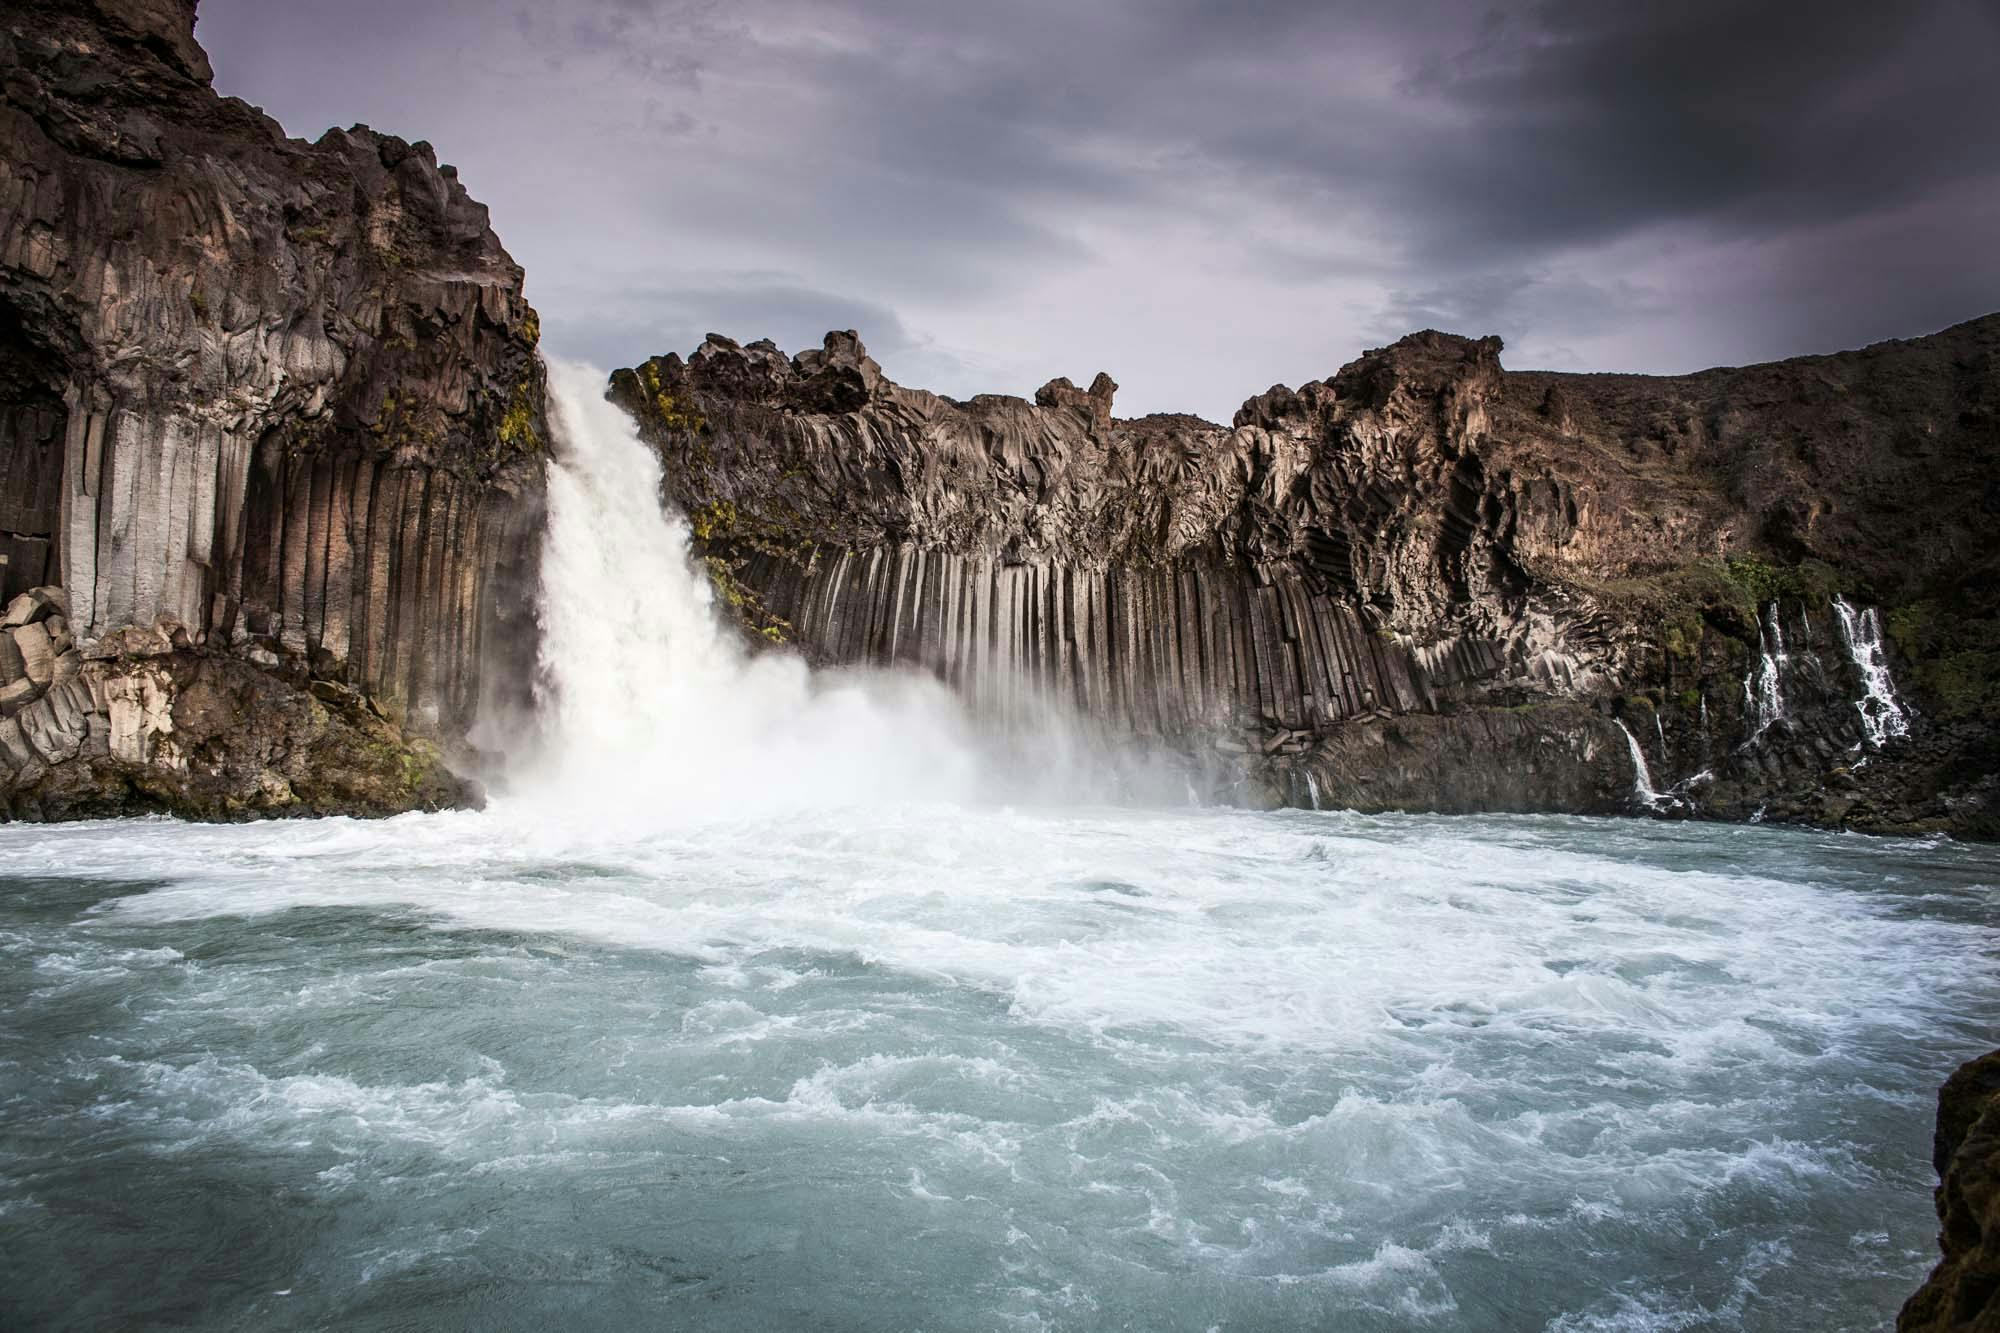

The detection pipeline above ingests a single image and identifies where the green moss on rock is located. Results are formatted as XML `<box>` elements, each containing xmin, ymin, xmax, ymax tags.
<box><xmin>1889</xmin><ymin>599</ymin><xmax>2000</xmax><ymax>723</ymax></box>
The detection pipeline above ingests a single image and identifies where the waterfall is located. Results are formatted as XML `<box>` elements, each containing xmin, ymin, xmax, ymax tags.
<box><xmin>1831</xmin><ymin>596</ymin><xmax>1911</xmax><ymax>747</ymax></box>
<box><xmin>1615</xmin><ymin>720</ymin><xmax>1662</xmax><ymax>809</ymax></box>
<box><xmin>1744</xmin><ymin>603</ymin><xmax>1789</xmax><ymax>740</ymax></box>
<box><xmin>523</xmin><ymin>360</ymin><xmax>979</xmax><ymax>818</ymax></box>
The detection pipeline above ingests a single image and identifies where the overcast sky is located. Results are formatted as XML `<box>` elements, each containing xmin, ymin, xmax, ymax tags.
<box><xmin>197</xmin><ymin>0</ymin><xmax>2000</xmax><ymax>421</ymax></box>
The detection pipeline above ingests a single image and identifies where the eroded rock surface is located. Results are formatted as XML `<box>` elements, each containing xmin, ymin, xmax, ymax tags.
<box><xmin>1901</xmin><ymin>1050</ymin><xmax>2000</xmax><ymax>1332</ymax></box>
<box><xmin>0</xmin><ymin>0</ymin><xmax>547</xmax><ymax>817</ymax></box>
<box><xmin>611</xmin><ymin>320</ymin><xmax>1998</xmax><ymax>831</ymax></box>
<box><xmin>0</xmin><ymin>582</ymin><xmax>471</xmax><ymax>819</ymax></box>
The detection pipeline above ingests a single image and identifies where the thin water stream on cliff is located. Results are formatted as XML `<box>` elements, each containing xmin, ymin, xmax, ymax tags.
<box><xmin>1</xmin><ymin>367</ymin><xmax>1996</xmax><ymax>1331</ymax></box>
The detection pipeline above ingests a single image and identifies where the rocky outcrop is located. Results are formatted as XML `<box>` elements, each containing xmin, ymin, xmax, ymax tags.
<box><xmin>610</xmin><ymin>318</ymin><xmax>1999</xmax><ymax>832</ymax></box>
<box><xmin>0</xmin><ymin>581</ymin><xmax>470</xmax><ymax>819</ymax></box>
<box><xmin>1901</xmin><ymin>1050</ymin><xmax>2000</xmax><ymax>1331</ymax></box>
<box><xmin>0</xmin><ymin>0</ymin><xmax>547</xmax><ymax>817</ymax></box>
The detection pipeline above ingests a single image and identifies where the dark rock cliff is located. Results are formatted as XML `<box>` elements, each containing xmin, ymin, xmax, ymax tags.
<box><xmin>0</xmin><ymin>0</ymin><xmax>547</xmax><ymax>818</ymax></box>
<box><xmin>1901</xmin><ymin>1049</ymin><xmax>2000</xmax><ymax>1331</ymax></box>
<box><xmin>609</xmin><ymin>318</ymin><xmax>1998</xmax><ymax>834</ymax></box>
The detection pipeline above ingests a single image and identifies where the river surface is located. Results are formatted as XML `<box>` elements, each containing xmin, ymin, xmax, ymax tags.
<box><xmin>1</xmin><ymin>807</ymin><xmax>1995</xmax><ymax>1331</ymax></box>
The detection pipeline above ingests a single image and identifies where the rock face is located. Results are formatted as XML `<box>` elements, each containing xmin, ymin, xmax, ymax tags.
<box><xmin>609</xmin><ymin>319</ymin><xmax>1999</xmax><ymax>832</ymax></box>
<box><xmin>1901</xmin><ymin>1050</ymin><xmax>2000</xmax><ymax>1331</ymax></box>
<box><xmin>0</xmin><ymin>581</ymin><xmax>472</xmax><ymax>819</ymax></box>
<box><xmin>0</xmin><ymin>0</ymin><xmax>547</xmax><ymax>817</ymax></box>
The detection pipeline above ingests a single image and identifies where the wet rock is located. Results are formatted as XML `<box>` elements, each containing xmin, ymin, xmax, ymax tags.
<box><xmin>1900</xmin><ymin>1050</ymin><xmax>2000</xmax><ymax>1331</ymax></box>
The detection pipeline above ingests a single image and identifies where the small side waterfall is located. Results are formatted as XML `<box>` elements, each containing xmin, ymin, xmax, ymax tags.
<box><xmin>1831</xmin><ymin>596</ymin><xmax>1911</xmax><ymax>748</ymax></box>
<box><xmin>1743</xmin><ymin>604</ymin><xmax>1789</xmax><ymax>740</ymax></box>
<box><xmin>1615</xmin><ymin>720</ymin><xmax>1663</xmax><ymax>809</ymax></box>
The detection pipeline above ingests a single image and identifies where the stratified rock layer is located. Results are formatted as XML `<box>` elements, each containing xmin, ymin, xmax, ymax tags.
<box><xmin>1901</xmin><ymin>1050</ymin><xmax>2000</xmax><ymax>1332</ymax></box>
<box><xmin>0</xmin><ymin>0</ymin><xmax>547</xmax><ymax>816</ymax></box>
<box><xmin>611</xmin><ymin>320</ymin><xmax>1998</xmax><ymax>831</ymax></box>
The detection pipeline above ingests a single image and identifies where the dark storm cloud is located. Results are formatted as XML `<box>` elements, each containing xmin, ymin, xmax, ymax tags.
<box><xmin>195</xmin><ymin>0</ymin><xmax>2000</xmax><ymax>417</ymax></box>
<box><xmin>1384</xmin><ymin>1</ymin><xmax>2000</xmax><ymax>254</ymax></box>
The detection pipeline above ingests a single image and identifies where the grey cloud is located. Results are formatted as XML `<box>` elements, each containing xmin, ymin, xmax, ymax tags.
<box><xmin>542</xmin><ymin>277</ymin><xmax>918</xmax><ymax>366</ymax></box>
<box><xmin>195</xmin><ymin>0</ymin><xmax>2000</xmax><ymax>417</ymax></box>
<box><xmin>1369</xmin><ymin>270</ymin><xmax>1664</xmax><ymax>358</ymax></box>
<box><xmin>537</xmin><ymin>276</ymin><xmax>984</xmax><ymax>395</ymax></box>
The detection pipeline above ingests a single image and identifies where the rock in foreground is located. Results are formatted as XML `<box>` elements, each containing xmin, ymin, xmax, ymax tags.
<box><xmin>1901</xmin><ymin>1051</ymin><xmax>2000</xmax><ymax>1331</ymax></box>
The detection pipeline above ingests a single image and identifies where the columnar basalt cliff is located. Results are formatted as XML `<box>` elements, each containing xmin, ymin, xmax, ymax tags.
<box><xmin>610</xmin><ymin>317</ymin><xmax>1998</xmax><ymax>834</ymax></box>
<box><xmin>0</xmin><ymin>0</ymin><xmax>547</xmax><ymax>817</ymax></box>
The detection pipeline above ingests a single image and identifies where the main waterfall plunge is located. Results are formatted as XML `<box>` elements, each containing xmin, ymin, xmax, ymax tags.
<box><xmin>524</xmin><ymin>360</ymin><xmax>981</xmax><ymax>818</ymax></box>
<box><xmin>0</xmin><ymin>366</ymin><xmax>1995</xmax><ymax>1331</ymax></box>
<box><xmin>520</xmin><ymin>359</ymin><xmax>1174</xmax><ymax>821</ymax></box>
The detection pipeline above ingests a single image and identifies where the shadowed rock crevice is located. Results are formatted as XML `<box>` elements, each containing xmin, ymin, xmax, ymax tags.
<box><xmin>0</xmin><ymin>293</ymin><xmax>71</xmax><ymax>603</ymax></box>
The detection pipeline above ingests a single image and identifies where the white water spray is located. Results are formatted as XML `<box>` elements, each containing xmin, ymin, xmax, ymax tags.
<box><xmin>1744</xmin><ymin>603</ymin><xmax>1789</xmax><ymax>741</ymax></box>
<box><xmin>1831</xmin><ymin>596</ymin><xmax>1911</xmax><ymax>747</ymax></box>
<box><xmin>1614</xmin><ymin>720</ymin><xmax>1662</xmax><ymax>809</ymax></box>
<box><xmin>521</xmin><ymin>360</ymin><xmax>979</xmax><ymax>820</ymax></box>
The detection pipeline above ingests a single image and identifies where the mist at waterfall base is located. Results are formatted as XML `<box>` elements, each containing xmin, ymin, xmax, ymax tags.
<box><xmin>1</xmin><ymin>371</ymin><xmax>1996</xmax><ymax>1331</ymax></box>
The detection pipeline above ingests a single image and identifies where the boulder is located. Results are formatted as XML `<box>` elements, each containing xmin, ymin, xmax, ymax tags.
<box><xmin>17</xmin><ymin>680</ymin><xmax>91</xmax><ymax>766</ymax></box>
<box><xmin>10</xmin><ymin>622</ymin><xmax>54</xmax><ymax>688</ymax></box>
<box><xmin>1</xmin><ymin>587</ymin><xmax>61</xmax><ymax>628</ymax></box>
<box><xmin>1900</xmin><ymin>1050</ymin><xmax>2000</xmax><ymax>1330</ymax></box>
<box><xmin>0</xmin><ymin>677</ymin><xmax>34</xmax><ymax>717</ymax></box>
<box><xmin>0</xmin><ymin>715</ymin><xmax>40</xmax><ymax>779</ymax></box>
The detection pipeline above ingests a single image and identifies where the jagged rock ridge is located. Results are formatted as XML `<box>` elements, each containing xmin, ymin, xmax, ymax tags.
<box><xmin>611</xmin><ymin>319</ymin><xmax>1998</xmax><ymax>834</ymax></box>
<box><xmin>0</xmin><ymin>0</ymin><xmax>548</xmax><ymax>817</ymax></box>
